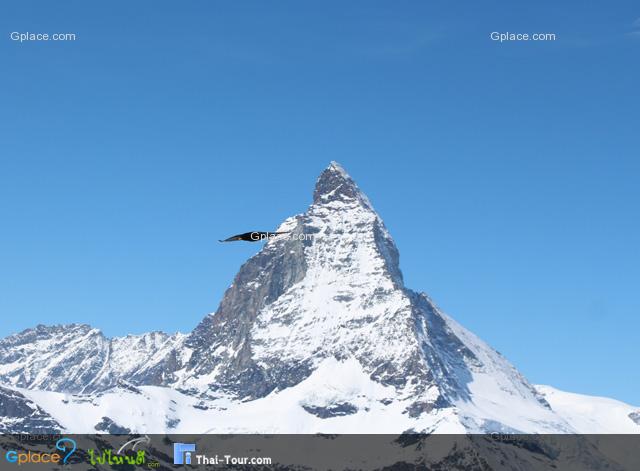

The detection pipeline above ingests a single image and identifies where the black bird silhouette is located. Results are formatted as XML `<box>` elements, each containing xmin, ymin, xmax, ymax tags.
<box><xmin>219</xmin><ymin>231</ymin><xmax>289</xmax><ymax>242</ymax></box>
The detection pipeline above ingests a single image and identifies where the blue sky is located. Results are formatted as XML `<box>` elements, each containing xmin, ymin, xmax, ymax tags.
<box><xmin>1</xmin><ymin>1</ymin><xmax>638</xmax><ymax>404</ymax></box>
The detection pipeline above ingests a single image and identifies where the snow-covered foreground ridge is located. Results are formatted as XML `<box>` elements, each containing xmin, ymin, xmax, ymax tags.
<box><xmin>5</xmin><ymin>366</ymin><xmax>639</xmax><ymax>434</ymax></box>
<box><xmin>1</xmin><ymin>162</ymin><xmax>638</xmax><ymax>434</ymax></box>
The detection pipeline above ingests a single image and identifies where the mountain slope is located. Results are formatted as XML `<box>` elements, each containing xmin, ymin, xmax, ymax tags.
<box><xmin>5</xmin><ymin>377</ymin><xmax>639</xmax><ymax>434</ymax></box>
<box><xmin>0</xmin><ymin>324</ymin><xmax>187</xmax><ymax>393</ymax></box>
<box><xmin>536</xmin><ymin>385</ymin><xmax>640</xmax><ymax>434</ymax></box>
<box><xmin>173</xmin><ymin>161</ymin><xmax>570</xmax><ymax>433</ymax></box>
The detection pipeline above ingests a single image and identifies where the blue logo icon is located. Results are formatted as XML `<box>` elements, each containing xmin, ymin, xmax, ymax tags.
<box><xmin>55</xmin><ymin>438</ymin><xmax>77</xmax><ymax>464</ymax></box>
<box><xmin>173</xmin><ymin>443</ymin><xmax>196</xmax><ymax>465</ymax></box>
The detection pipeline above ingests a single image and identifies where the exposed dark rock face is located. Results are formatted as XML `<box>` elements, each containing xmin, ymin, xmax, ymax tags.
<box><xmin>313</xmin><ymin>161</ymin><xmax>371</xmax><ymax>206</ymax></box>
<box><xmin>184</xmin><ymin>215</ymin><xmax>309</xmax><ymax>397</ymax></box>
<box><xmin>112</xmin><ymin>380</ymin><xmax>143</xmax><ymax>395</ymax></box>
<box><xmin>0</xmin><ymin>386</ymin><xmax>62</xmax><ymax>433</ymax></box>
<box><xmin>166</xmin><ymin>418</ymin><xmax>180</xmax><ymax>429</ymax></box>
<box><xmin>302</xmin><ymin>403</ymin><xmax>358</xmax><ymax>418</ymax></box>
<box><xmin>94</xmin><ymin>416</ymin><xmax>131</xmax><ymax>434</ymax></box>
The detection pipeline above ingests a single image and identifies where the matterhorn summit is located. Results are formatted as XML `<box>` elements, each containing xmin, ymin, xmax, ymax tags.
<box><xmin>177</xmin><ymin>161</ymin><xmax>573</xmax><ymax>433</ymax></box>
<box><xmin>0</xmin><ymin>162</ymin><xmax>638</xmax><ymax>435</ymax></box>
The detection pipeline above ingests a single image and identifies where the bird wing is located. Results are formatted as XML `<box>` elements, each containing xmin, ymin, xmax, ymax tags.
<box><xmin>219</xmin><ymin>232</ymin><xmax>249</xmax><ymax>242</ymax></box>
<box><xmin>219</xmin><ymin>231</ymin><xmax>290</xmax><ymax>242</ymax></box>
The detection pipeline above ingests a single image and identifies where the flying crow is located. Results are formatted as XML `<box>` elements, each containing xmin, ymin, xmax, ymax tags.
<box><xmin>219</xmin><ymin>231</ymin><xmax>289</xmax><ymax>242</ymax></box>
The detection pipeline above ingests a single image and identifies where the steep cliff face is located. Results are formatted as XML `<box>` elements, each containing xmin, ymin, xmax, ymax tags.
<box><xmin>183</xmin><ymin>214</ymin><xmax>309</xmax><ymax>397</ymax></box>
<box><xmin>180</xmin><ymin>161</ymin><xmax>412</xmax><ymax>397</ymax></box>
<box><xmin>173</xmin><ymin>162</ymin><xmax>565</xmax><ymax>432</ymax></box>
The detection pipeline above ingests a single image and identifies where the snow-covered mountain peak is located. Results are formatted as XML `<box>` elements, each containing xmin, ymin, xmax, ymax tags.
<box><xmin>182</xmin><ymin>162</ymin><xmax>571</xmax><ymax>432</ymax></box>
<box><xmin>307</xmin><ymin>161</ymin><xmax>403</xmax><ymax>286</ymax></box>
<box><xmin>313</xmin><ymin>161</ymin><xmax>374</xmax><ymax>210</ymax></box>
<box><xmin>1</xmin><ymin>162</ymin><xmax>636</xmax><ymax>436</ymax></box>
<box><xmin>181</xmin><ymin>162</ymin><xmax>410</xmax><ymax>397</ymax></box>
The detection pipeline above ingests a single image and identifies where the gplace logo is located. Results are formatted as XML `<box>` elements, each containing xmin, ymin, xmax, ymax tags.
<box><xmin>5</xmin><ymin>438</ymin><xmax>77</xmax><ymax>465</ymax></box>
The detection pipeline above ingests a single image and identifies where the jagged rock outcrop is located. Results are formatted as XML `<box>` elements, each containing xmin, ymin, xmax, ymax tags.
<box><xmin>175</xmin><ymin>162</ymin><xmax>558</xmax><ymax>433</ymax></box>
<box><xmin>0</xmin><ymin>324</ymin><xmax>186</xmax><ymax>393</ymax></box>
<box><xmin>0</xmin><ymin>385</ymin><xmax>62</xmax><ymax>433</ymax></box>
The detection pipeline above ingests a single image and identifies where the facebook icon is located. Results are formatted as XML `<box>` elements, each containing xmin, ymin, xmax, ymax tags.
<box><xmin>173</xmin><ymin>443</ymin><xmax>196</xmax><ymax>465</ymax></box>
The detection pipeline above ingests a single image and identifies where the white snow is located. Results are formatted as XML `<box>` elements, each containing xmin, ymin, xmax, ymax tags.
<box><xmin>2</xmin><ymin>163</ymin><xmax>636</xmax><ymax>435</ymax></box>
<box><xmin>13</xmin><ymin>363</ymin><xmax>639</xmax><ymax>434</ymax></box>
<box><xmin>536</xmin><ymin>384</ymin><xmax>640</xmax><ymax>434</ymax></box>
<box><xmin>16</xmin><ymin>359</ymin><xmax>457</xmax><ymax>434</ymax></box>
